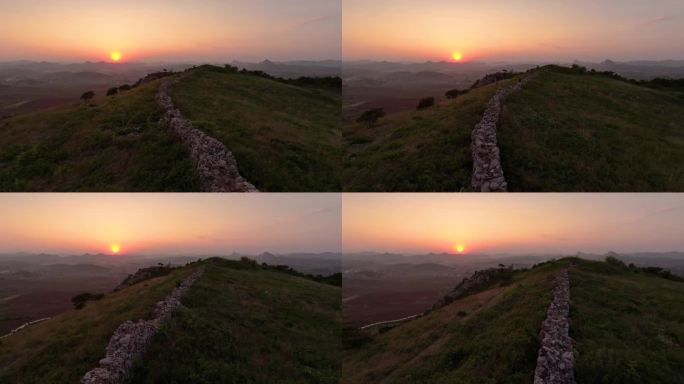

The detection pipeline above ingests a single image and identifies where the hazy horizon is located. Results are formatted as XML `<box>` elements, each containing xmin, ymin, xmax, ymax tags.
<box><xmin>0</xmin><ymin>0</ymin><xmax>341</xmax><ymax>62</ymax></box>
<box><xmin>343</xmin><ymin>194</ymin><xmax>684</xmax><ymax>255</ymax></box>
<box><xmin>344</xmin><ymin>0</ymin><xmax>684</xmax><ymax>62</ymax></box>
<box><xmin>0</xmin><ymin>194</ymin><xmax>341</xmax><ymax>255</ymax></box>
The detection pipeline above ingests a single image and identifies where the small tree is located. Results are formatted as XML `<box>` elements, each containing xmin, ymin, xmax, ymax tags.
<box><xmin>80</xmin><ymin>91</ymin><xmax>95</xmax><ymax>102</ymax></box>
<box><xmin>106</xmin><ymin>87</ymin><xmax>118</xmax><ymax>96</ymax></box>
<box><xmin>71</xmin><ymin>292</ymin><xmax>104</xmax><ymax>309</ymax></box>
<box><xmin>417</xmin><ymin>97</ymin><xmax>435</xmax><ymax>110</ymax></box>
<box><xmin>118</xmin><ymin>84</ymin><xmax>131</xmax><ymax>92</ymax></box>
<box><xmin>356</xmin><ymin>108</ymin><xmax>385</xmax><ymax>128</ymax></box>
<box><xmin>445</xmin><ymin>89</ymin><xmax>467</xmax><ymax>99</ymax></box>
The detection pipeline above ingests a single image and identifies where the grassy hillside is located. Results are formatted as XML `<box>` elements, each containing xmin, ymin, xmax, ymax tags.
<box><xmin>571</xmin><ymin>259</ymin><xmax>684</xmax><ymax>383</ymax></box>
<box><xmin>0</xmin><ymin>81</ymin><xmax>199</xmax><ymax>191</ymax></box>
<box><xmin>0</xmin><ymin>267</ymin><xmax>193</xmax><ymax>383</ymax></box>
<box><xmin>499</xmin><ymin>66</ymin><xmax>684</xmax><ymax>191</ymax></box>
<box><xmin>343</xmin><ymin>79</ymin><xmax>517</xmax><ymax>191</ymax></box>
<box><xmin>129</xmin><ymin>258</ymin><xmax>341</xmax><ymax>384</ymax></box>
<box><xmin>0</xmin><ymin>259</ymin><xmax>341</xmax><ymax>384</ymax></box>
<box><xmin>343</xmin><ymin>257</ymin><xmax>684</xmax><ymax>384</ymax></box>
<box><xmin>170</xmin><ymin>66</ymin><xmax>342</xmax><ymax>191</ymax></box>
<box><xmin>343</xmin><ymin>261</ymin><xmax>569</xmax><ymax>383</ymax></box>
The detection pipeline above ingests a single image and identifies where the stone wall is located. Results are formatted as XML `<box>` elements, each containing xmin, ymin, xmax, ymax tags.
<box><xmin>80</xmin><ymin>266</ymin><xmax>205</xmax><ymax>384</ymax></box>
<box><xmin>533</xmin><ymin>268</ymin><xmax>576</xmax><ymax>384</ymax></box>
<box><xmin>470</xmin><ymin>76</ymin><xmax>531</xmax><ymax>192</ymax></box>
<box><xmin>156</xmin><ymin>78</ymin><xmax>258</xmax><ymax>192</ymax></box>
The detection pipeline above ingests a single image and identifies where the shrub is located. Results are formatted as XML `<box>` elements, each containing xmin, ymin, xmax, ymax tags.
<box><xmin>106</xmin><ymin>87</ymin><xmax>119</xmax><ymax>96</ymax></box>
<box><xmin>605</xmin><ymin>256</ymin><xmax>627</xmax><ymax>269</ymax></box>
<box><xmin>445</xmin><ymin>89</ymin><xmax>467</xmax><ymax>99</ymax></box>
<box><xmin>118</xmin><ymin>84</ymin><xmax>132</xmax><ymax>91</ymax></box>
<box><xmin>356</xmin><ymin>108</ymin><xmax>385</xmax><ymax>128</ymax></box>
<box><xmin>343</xmin><ymin>326</ymin><xmax>372</xmax><ymax>349</ymax></box>
<box><xmin>71</xmin><ymin>292</ymin><xmax>104</xmax><ymax>309</ymax></box>
<box><xmin>417</xmin><ymin>97</ymin><xmax>435</xmax><ymax>110</ymax></box>
<box><xmin>80</xmin><ymin>91</ymin><xmax>95</xmax><ymax>101</ymax></box>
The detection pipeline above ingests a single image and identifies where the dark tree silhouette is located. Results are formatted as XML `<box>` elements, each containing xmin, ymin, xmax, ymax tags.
<box><xmin>356</xmin><ymin>108</ymin><xmax>385</xmax><ymax>128</ymax></box>
<box><xmin>80</xmin><ymin>91</ymin><xmax>95</xmax><ymax>102</ymax></box>
<box><xmin>445</xmin><ymin>89</ymin><xmax>467</xmax><ymax>99</ymax></box>
<box><xmin>106</xmin><ymin>87</ymin><xmax>119</xmax><ymax>96</ymax></box>
<box><xmin>118</xmin><ymin>84</ymin><xmax>131</xmax><ymax>91</ymax></box>
<box><xmin>417</xmin><ymin>97</ymin><xmax>435</xmax><ymax>110</ymax></box>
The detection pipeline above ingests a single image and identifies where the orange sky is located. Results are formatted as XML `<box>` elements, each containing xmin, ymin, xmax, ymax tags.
<box><xmin>0</xmin><ymin>194</ymin><xmax>340</xmax><ymax>255</ymax></box>
<box><xmin>343</xmin><ymin>194</ymin><xmax>684</xmax><ymax>254</ymax></box>
<box><xmin>0</xmin><ymin>0</ymin><xmax>340</xmax><ymax>62</ymax></box>
<box><xmin>343</xmin><ymin>0</ymin><xmax>684</xmax><ymax>61</ymax></box>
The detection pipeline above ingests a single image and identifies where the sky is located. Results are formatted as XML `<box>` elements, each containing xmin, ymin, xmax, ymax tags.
<box><xmin>0</xmin><ymin>0</ymin><xmax>340</xmax><ymax>62</ymax></box>
<box><xmin>0</xmin><ymin>194</ymin><xmax>341</xmax><ymax>255</ymax></box>
<box><xmin>343</xmin><ymin>194</ymin><xmax>684</xmax><ymax>255</ymax></box>
<box><xmin>344</xmin><ymin>0</ymin><xmax>684</xmax><ymax>62</ymax></box>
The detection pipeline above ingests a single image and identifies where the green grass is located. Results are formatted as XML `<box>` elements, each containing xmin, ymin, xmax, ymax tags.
<box><xmin>0</xmin><ymin>268</ymin><xmax>193</xmax><ymax>384</ymax></box>
<box><xmin>499</xmin><ymin>67</ymin><xmax>684</xmax><ymax>191</ymax></box>
<box><xmin>129</xmin><ymin>258</ymin><xmax>341</xmax><ymax>384</ymax></box>
<box><xmin>343</xmin><ymin>261</ymin><xmax>570</xmax><ymax>384</ymax></box>
<box><xmin>343</xmin><ymin>79</ymin><xmax>515</xmax><ymax>191</ymax></box>
<box><xmin>571</xmin><ymin>259</ymin><xmax>684</xmax><ymax>383</ymax></box>
<box><xmin>343</xmin><ymin>257</ymin><xmax>684</xmax><ymax>384</ymax></box>
<box><xmin>0</xmin><ymin>81</ymin><xmax>199</xmax><ymax>191</ymax></box>
<box><xmin>170</xmin><ymin>66</ymin><xmax>342</xmax><ymax>192</ymax></box>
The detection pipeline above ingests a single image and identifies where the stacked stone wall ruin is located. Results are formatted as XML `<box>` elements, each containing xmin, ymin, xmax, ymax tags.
<box><xmin>470</xmin><ymin>76</ymin><xmax>531</xmax><ymax>192</ymax></box>
<box><xmin>80</xmin><ymin>266</ymin><xmax>205</xmax><ymax>384</ymax></box>
<box><xmin>156</xmin><ymin>78</ymin><xmax>257</xmax><ymax>192</ymax></box>
<box><xmin>533</xmin><ymin>268</ymin><xmax>576</xmax><ymax>384</ymax></box>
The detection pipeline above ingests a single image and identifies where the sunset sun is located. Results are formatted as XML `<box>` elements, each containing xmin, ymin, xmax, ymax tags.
<box><xmin>110</xmin><ymin>51</ymin><xmax>122</xmax><ymax>62</ymax></box>
<box><xmin>452</xmin><ymin>51</ymin><xmax>463</xmax><ymax>61</ymax></box>
<box><xmin>455</xmin><ymin>244</ymin><xmax>465</xmax><ymax>254</ymax></box>
<box><xmin>110</xmin><ymin>244</ymin><xmax>121</xmax><ymax>254</ymax></box>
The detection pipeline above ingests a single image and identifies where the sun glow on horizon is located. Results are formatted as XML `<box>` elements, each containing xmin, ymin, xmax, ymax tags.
<box><xmin>110</xmin><ymin>51</ymin><xmax>122</xmax><ymax>62</ymax></box>
<box><xmin>454</xmin><ymin>244</ymin><xmax>465</xmax><ymax>254</ymax></box>
<box><xmin>110</xmin><ymin>244</ymin><xmax>121</xmax><ymax>254</ymax></box>
<box><xmin>452</xmin><ymin>51</ymin><xmax>463</xmax><ymax>61</ymax></box>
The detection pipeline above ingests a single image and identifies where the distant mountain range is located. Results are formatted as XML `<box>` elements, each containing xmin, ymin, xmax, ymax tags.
<box><xmin>0</xmin><ymin>59</ymin><xmax>341</xmax><ymax>87</ymax></box>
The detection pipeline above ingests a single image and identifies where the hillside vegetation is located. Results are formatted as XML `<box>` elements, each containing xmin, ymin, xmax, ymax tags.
<box><xmin>0</xmin><ymin>258</ymin><xmax>341</xmax><ymax>384</ymax></box>
<box><xmin>343</xmin><ymin>79</ymin><xmax>518</xmax><ymax>191</ymax></box>
<box><xmin>0</xmin><ymin>81</ymin><xmax>198</xmax><ymax>191</ymax></box>
<box><xmin>499</xmin><ymin>66</ymin><xmax>684</xmax><ymax>191</ymax></box>
<box><xmin>343</xmin><ymin>261</ymin><xmax>568</xmax><ymax>383</ymax></box>
<box><xmin>171</xmin><ymin>66</ymin><xmax>342</xmax><ymax>191</ymax></box>
<box><xmin>129</xmin><ymin>258</ymin><xmax>341</xmax><ymax>384</ymax></box>
<box><xmin>571</xmin><ymin>259</ymin><xmax>684</xmax><ymax>383</ymax></box>
<box><xmin>343</xmin><ymin>257</ymin><xmax>684</xmax><ymax>384</ymax></box>
<box><xmin>0</xmin><ymin>267</ymin><xmax>193</xmax><ymax>383</ymax></box>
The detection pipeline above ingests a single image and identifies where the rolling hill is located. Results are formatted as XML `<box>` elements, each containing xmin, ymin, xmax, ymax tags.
<box><xmin>344</xmin><ymin>78</ymin><xmax>517</xmax><ymax>191</ymax></box>
<box><xmin>0</xmin><ymin>65</ymin><xmax>341</xmax><ymax>192</ymax></box>
<box><xmin>342</xmin><ymin>258</ymin><xmax>684</xmax><ymax>384</ymax></box>
<box><xmin>0</xmin><ymin>258</ymin><xmax>341</xmax><ymax>384</ymax></box>
<box><xmin>343</xmin><ymin>65</ymin><xmax>684</xmax><ymax>192</ymax></box>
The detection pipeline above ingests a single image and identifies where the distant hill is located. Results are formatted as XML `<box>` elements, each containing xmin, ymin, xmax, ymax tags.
<box><xmin>0</xmin><ymin>258</ymin><xmax>341</xmax><ymax>383</ymax></box>
<box><xmin>343</xmin><ymin>257</ymin><xmax>684</xmax><ymax>383</ymax></box>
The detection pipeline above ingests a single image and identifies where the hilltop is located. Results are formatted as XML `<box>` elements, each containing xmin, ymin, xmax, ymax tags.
<box><xmin>343</xmin><ymin>65</ymin><xmax>684</xmax><ymax>191</ymax></box>
<box><xmin>0</xmin><ymin>257</ymin><xmax>341</xmax><ymax>384</ymax></box>
<box><xmin>0</xmin><ymin>65</ymin><xmax>341</xmax><ymax>192</ymax></box>
<box><xmin>342</xmin><ymin>257</ymin><xmax>684</xmax><ymax>383</ymax></box>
